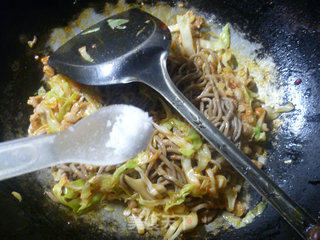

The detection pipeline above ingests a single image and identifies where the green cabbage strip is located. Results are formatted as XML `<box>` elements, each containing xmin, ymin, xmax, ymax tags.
<box><xmin>77</xmin><ymin>192</ymin><xmax>104</xmax><ymax>213</ymax></box>
<box><xmin>195</xmin><ymin>144</ymin><xmax>211</xmax><ymax>172</ymax></box>
<box><xmin>252</xmin><ymin>125</ymin><xmax>266</xmax><ymax>142</ymax></box>
<box><xmin>219</xmin><ymin>24</ymin><xmax>230</xmax><ymax>49</ymax></box>
<box><xmin>200</xmin><ymin>23</ymin><xmax>230</xmax><ymax>51</ymax></box>
<box><xmin>53</xmin><ymin>151</ymin><xmax>149</xmax><ymax>213</ymax></box>
<box><xmin>37</xmin><ymin>86</ymin><xmax>46</xmax><ymax>96</ymax></box>
<box><xmin>48</xmin><ymin>85</ymin><xmax>64</xmax><ymax>99</ymax></box>
<box><xmin>101</xmin><ymin>151</ymin><xmax>149</xmax><ymax>190</ymax></box>
<box><xmin>222</xmin><ymin>200</ymin><xmax>267</xmax><ymax>228</ymax></box>
<box><xmin>164</xmin><ymin>184</ymin><xmax>194</xmax><ymax>212</ymax></box>
<box><xmin>57</xmin><ymin>91</ymin><xmax>78</xmax><ymax>121</ymax></box>
<box><xmin>176</xmin><ymin>14</ymin><xmax>195</xmax><ymax>56</ymax></box>
<box><xmin>47</xmin><ymin>109</ymin><xmax>61</xmax><ymax>133</ymax></box>
<box><xmin>53</xmin><ymin>178</ymin><xmax>104</xmax><ymax>213</ymax></box>
<box><xmin>244</xmin><ymin>87</ymin><xmax>254</xmax><ymax>106</ymax></box>
<box><xmin>40</xmin><ymin>78</ymin><xmax>80</xmax><ymax>133</ymax></box>
<box><xmin>161</xmin><ymin>118</ymin><xmax>202</xmax><ymax>158</ymax></box>
<box><xmin>107</xmin><ymin>19</ymin><xmax>129</xmax><ymax>30</ymax></box>
<box><xmin>66</xmin><ymin>178</ymin><xmax>86</xmax><ymax>190</ymax></box>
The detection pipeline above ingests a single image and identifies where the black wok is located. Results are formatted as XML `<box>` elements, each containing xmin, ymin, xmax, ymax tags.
<box><xmin>0</xmin><ymin>0</ymin><xmax>319</xmax><ymax>239</ymax></box>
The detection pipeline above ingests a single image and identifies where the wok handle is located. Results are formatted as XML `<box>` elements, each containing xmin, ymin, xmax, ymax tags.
<box><xmin>0</xmin><ymin>134</ymin><xmax>56</xmax><ymax>180</ymax></box>
<box><xmin>147</xmin><ymin>53</ymin><xmax>319</xmax><ymax>240</ymax></box>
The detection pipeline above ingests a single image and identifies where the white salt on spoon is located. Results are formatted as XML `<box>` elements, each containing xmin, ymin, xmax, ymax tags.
<box><xmin>0</xmin><ymin>104</ymin><xmax>154</xmax><ymax>180</ymax></box>
<box><xmin>55</xmin><ymin>104</ymin><xmax>154</xmax><ymax>166</ymax></box>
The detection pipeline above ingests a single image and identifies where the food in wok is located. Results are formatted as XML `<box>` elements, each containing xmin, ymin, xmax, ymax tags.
<box><xmin>27</xmin><ymin>4</ymin><xmax>293</xmax><ymax>239</ymax></box>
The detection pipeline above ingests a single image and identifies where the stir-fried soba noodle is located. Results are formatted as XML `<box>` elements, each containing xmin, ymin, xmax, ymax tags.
<box><xmin>27</xmin><ymin>9</ymin><xmax>285</xmax><ymax>239</ymax></box>
<box><xmin>169</xmin><ymin>54</ymin><xmax>243</xmax><ymax>144</ymax></box>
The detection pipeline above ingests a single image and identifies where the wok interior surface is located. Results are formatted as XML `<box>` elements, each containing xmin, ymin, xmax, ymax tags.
<box><xmin>0</xmin><ymin>0</ymin><xmax>319</xmax><ymax>239</ymax></box>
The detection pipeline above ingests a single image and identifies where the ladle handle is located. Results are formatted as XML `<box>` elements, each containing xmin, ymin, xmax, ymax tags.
<box><xmin>150</xmin><ymin>57</ymin><xmax>319</xmax><ymax>239</ymax></box>
<box><xmin>0</xmin><ymin>134</ymin><xmax>56</xmax><ymax>180</ymax></box>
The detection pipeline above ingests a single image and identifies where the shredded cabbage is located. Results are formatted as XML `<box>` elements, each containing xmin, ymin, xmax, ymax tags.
<box><xmin>252</xmin><ymin>125</ymin><xmax>266</xmax><ymax>142</ymax></box>
<box><xmin>195</xmin><ymin>144</ymin><xmax>211</xmax><ymax>172</ymax></box>
<box><xmin>220</xmin><ymin>24</ymin><xmax>230</xmax><ymax>49</ymax></box>
<box><xmin>11</xmin><ymin>191</ymin><xmax>22</xmax><ymax>202</ymax></box>
<box><xmin>223</xmin><ymin>200</ymin><xmax>267</xmax><ymax>228</ymax></box>
<box><xmin>244</xmin><ymin>87</ymin><xmax>254</xmax><ymax>106</ymax></box>
<box><xmin>199</xmin><ymin>23</ymin><xmax>230</xmax><ymax>51</ymax></box>
<box><xmin>81</xmin><ymin>27</ymin><xmax>100</xmax><ymax>35</ymax></box>
<box><xmin>138</xmin><ymin>197</ymin><xmax>170</xmax><ymax>208</ymax></box>
<box><xmin>274</xmin><ymin>103</ymin><xmax>295</xmax><ymax>113</ymax></box>
<box><xmin>78</xmin><ymin>46</ymin><xmax>94</xmax><ymax>62</ymax></box>
<box><xmin>163</xmin><ymin>218</ymin><xmax>182</xmax><ymax>240</ymax></box>
<box><xmin>37</xmin><ymin>86</ymin><xmax>46</xmax><ymax>96</ymax></box>
<box><xmin>29</xmin><ymin>74</ymin><xmax>102</xmax><ymax>135</ymax></box>
<box><xmin>27</xmin><ymin>35</ymin><xmax>37</xmax><ymax>48</ymax></box>
<box><xmin>180</xmin><ymin>212</ymin><xmax>198</xmax><ymax>231</ymax></box>
<box><xmin>161</xmin><ymin>118</ymin><xmax>202</xmax><ymax>158</ymax></box>
<box><xmin>53</xmin><ymin>177</ymin><xmax>104</xmax><ymax>213</ymax></box>
<box><xmin>168</xmin><ymin>24</ymin><xmax>179</xmax><ymax>32</ymax></box>
<box><xmin>57</xmin><ymin>92</ymin><xmax>79</xmax><ymax>121</ymax></box>
<box><xmin>181</xmin><ymin>158</ymin><xmax>201</xmax><ymax>194</ymax></box>
<box><xmin>176</xmin><ymin>14</ymin><xmax>195</xmax><ymax>56</ymax></box>
<box><xmin>101</xmin><ymin>151</ymin><xmax>150</xmax><ymax>190</ymax></box>
<box><xmin>164</xmin><ymin>212</ymin><xmax>198</xmax><ymax>240</ymax></box>
<box><xmin>165</xmin><ymin>184</ymin><xmax>193</xmax><ymax>212</ymax></box>
<box><xmin>113</xmin><ymin>151</ymin><xmax>149</xmax><ymax>179</ymax></box>
<box><xmin>107</xmin><ymin>18</ymin><xmax>129</xmax><ymax>30</ymax></box>
<box><xmin>265</xmin><ymin>103</ymin><xmax>295</xmax><ymax>120</ymax></box>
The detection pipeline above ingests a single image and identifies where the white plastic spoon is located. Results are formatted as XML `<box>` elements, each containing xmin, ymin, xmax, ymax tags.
<box><xmin>0</xmin><ymin>104</ymin><xmax>154</xmax><ymax>181</ymax></box>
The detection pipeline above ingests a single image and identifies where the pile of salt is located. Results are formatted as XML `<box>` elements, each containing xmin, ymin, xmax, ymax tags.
<box><xmin>105</xmin><ymin>106</ymin><xmax>154</xmax><ymax>160</ymax></box>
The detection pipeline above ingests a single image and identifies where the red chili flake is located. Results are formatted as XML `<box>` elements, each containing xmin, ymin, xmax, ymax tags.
<box><xmin>159</xmin><ymin>22</ymin><xmax>168</xmax><ymax>30</ymax></box>
<box><xmin>294</xmin><ymin>78</ymin><xmax>302</xmax><ymax>85</ymax></box>
<box><xmin>92</xmin><ymin>43</ymin><xmax>97</xmax><ymax>48</ymax></box>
